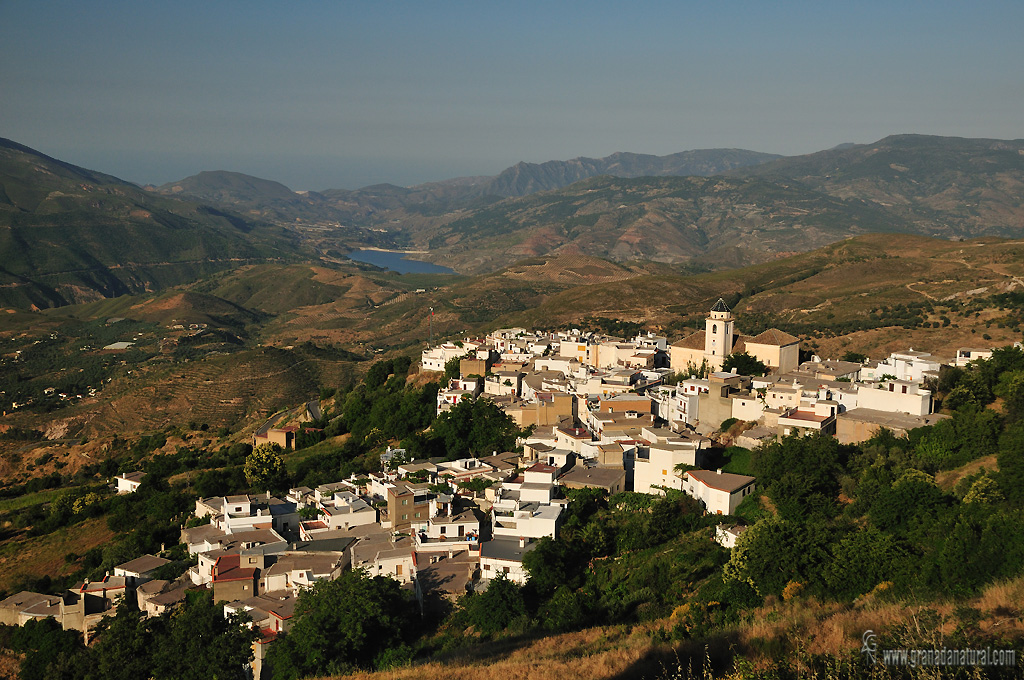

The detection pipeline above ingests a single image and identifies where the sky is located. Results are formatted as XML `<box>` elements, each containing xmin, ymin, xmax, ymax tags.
<box><xmin>2</xmin><ymin>1</ymin><xmax>1023</xmax><ymax>191</ymax></box>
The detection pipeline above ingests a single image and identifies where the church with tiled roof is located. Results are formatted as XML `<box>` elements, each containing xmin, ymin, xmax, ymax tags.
<box><xmin>669</xmin><ymin>299</ymin><xmax>800</xmax><ymax>374</ymax></box>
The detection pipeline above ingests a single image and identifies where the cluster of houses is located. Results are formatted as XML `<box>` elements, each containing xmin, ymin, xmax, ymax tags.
<box><xmin>425</xmin><ymin>298</ymin><xmax>969</xmax><ymax>450</ymax></box>
<box><xmin>1</xmin><ymin>298</ymin><xmax>998</xmax><ymax>677</ymax></box>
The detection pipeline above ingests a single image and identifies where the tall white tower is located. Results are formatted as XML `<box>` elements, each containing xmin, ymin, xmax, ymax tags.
<box><xmin>704</xmin><ymin>298</ymin><xmax>735</xmax><ymax>370</ymax></box>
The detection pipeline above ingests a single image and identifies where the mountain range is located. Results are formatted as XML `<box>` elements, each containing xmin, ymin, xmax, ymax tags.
<box><xmin>151</xmin><ymin>148</ymin><xmax>783</xmax><ymax>226</ymax></box>
<box><xmin>394</xmin><ymin>134</ymin><xmax>1024</xmax><ymax>272</ymax></box>
<box><xmin>3</xmin><ymin>134</ymin><xmax>1024</xmax><ymax>309</ymax></box>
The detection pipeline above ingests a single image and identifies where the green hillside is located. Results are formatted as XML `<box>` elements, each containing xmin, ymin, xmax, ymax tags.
<box><xmin>0</xmin><ymin>139</ymin><xmax>302</xmax><ymax>309</ymax></box>
<box><xmin>734</xmin><ymin>134</ymin><xmax>1024</xmax><ymax>237</ymax></box>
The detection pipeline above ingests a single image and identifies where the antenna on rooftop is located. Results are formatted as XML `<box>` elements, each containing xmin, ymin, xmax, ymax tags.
<box><xmin>429</xmin><ymin>307</ymin><xmax>434</xmax><ymax>345</ymax></box>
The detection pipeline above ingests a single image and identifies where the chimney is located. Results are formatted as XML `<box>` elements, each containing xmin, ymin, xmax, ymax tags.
<box><xmin>717</xmin><ymin>469</ymin><xmax>722</xmax><ymax>475</ymax></box>
<box><xmin>519</xmin><ymin>536</ymin><xmax>526</xmax><ymax>548</ymax></box>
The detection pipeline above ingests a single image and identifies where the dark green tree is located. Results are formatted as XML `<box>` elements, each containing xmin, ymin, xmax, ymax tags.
<box><xmin>461</xmin><ymin>574</ymin><xmax>528</xmax><ymax>635</ymax></box>
<box><xmin>267</xmin><ymin>570</ymin><xmax>411</xmax><ymax>678</ymax></box>
<box><xmin>523</xmin><ymin>536</ymin><xmax>586</xmax><ymax>597</ymax></box>
<box><xmin>150</xmin><ymin>590</ymin><xmax>256</xmax><ymax>680</ymax></box>
<box><xmin>9</xmin><ymin>617</ymin><xmax>87</xmax><ymax>680</ymax></box>
<box><xmin>429</xmin><ymin>398</ymin><xmax>527</xmax><ymax>459</ymax></box>
<box><xmin>721</xmin><ymin>351</ymin><xmax>769</xmax><ymax>377</ymax></box>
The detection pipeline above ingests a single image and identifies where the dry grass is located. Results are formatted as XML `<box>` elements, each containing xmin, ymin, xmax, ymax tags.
<box><xmin>0</xmin><ymin>518</ymin><xmax>113</xmax><ymax>592</ymax></box>
<box><xmin>934</xmin><ymin>455</ymin><xmax>999</xmax><ymax>491</ymax></box>
<box><xmin>321</xmin><ymin>577</ymin><xmax>1024</xmax><ymax>680</ymax></box>
<box><xmin>337</xmin><ymin>625</ymin><xmax>671</xmax><ymax>680</ymax></box>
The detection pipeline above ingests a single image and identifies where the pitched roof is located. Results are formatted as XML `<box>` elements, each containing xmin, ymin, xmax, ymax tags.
<box><xmin>671</xmin><ymin>330</ymin><xmax>706</xmax><ymax>350</ymax></box>
<box><xmin>711</xmin><ymin>298</ymin><xmax>731</xmax><ymax>313</ymax></box>
<box><xmin>116</xmin><ymin>554</ymin><xmax>170</xmax><ymax>575</ymax></box>
<box><xmin>686</xmin><ymin>469</ymin><xmax>756</xmax><ymax>493</ymax></box>
<box><xmin>748</xmin><ymin>328</ymin><xmax>800</xmax><ymax>346</ymax></box>
<box><xmin>672</xmin><ymin>330</ymin><xmax>749</xmax><ymax>354</ymax></box>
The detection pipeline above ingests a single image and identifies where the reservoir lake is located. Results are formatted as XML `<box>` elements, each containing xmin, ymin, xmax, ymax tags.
<box><xmin>347</xmin><ymin>249</ymin><xmax>456</xmax><ymax>275</ymax></box>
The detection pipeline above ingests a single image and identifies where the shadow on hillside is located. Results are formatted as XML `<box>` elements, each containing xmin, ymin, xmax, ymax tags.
<box><xmin>427</xmin><ymin>632</ymin><xmax>544</xmax><ymax>667</ymax></box>
<box><xmin>605</xmin><ymin>632</ymin><xmax>745</xmax><ymax>680</ymax></box>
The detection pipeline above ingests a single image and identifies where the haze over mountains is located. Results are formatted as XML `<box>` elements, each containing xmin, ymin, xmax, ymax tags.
<box><xmin>153</xmin><ymin>148</ymin><xmax>783</xmax><ymax>225</ymax></box>
<box><xmin>3</xmin><ymin>134</ymin><xmax>1024</xmax><ymax>309</ymax></box>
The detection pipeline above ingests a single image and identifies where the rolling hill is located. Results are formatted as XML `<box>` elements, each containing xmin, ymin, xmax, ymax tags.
<box><xmin>733</xmin><ymin>134</ymin><xmax>1024</xmax><ymax>237</ymax></box>
<box><xmin>397</xmin><ymin>174</ymin><xmax>908</xmax><ymax>274</ymax></box>
<box><xmin>0</xmin><ymin>139</ymin><xmax>302</xmax><ymax>309</ymax></box>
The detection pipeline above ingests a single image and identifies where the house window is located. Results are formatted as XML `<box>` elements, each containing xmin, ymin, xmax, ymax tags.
<box><xmin>402</xmin><ymin>514</ymin><xmax>408</xmax><ymax>520</ymax></box>
<box><xmin>396</xmin><ymin>565</ymin><xmax>403</xmax><ymax>576</ymax></box>
<box><xmin>483</xmin><ymin>564</ymin><xmax>491</xmax><ymax>571</ymax></box>
<box><xmin>502</xmin><ymin>566</ymin><xmax>510</xmax><ymax>574</ymax></box>
<box><xmin>902</xmin><ymin>385</ymin><xmax>908</xmax><ymax>394</ymax></box>
<box><xmin>415</xmin><ymin>512</ymin><xmax>421</xmax><ymax>518</ymax></box>
<box><xmin>402</xmin><ymin>499</ymin><xmax>408</xmax><ymax>506</ymax></box>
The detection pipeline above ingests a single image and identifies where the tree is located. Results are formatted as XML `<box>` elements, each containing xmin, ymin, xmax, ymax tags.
<box><xmin>460</xmin><ymin>574</ymin><xmax>527</xmax><ymax>635</ymax></box>
<box><xmin>997</xmin><ymin>424</ymin><xmax>1024</xmax><ymax>505</ymax></box>
<box><xmin>267</xmin><ymin>570</ymin><xmax>412</xmax><ymax>678</ymax></box>
<box><xmin>149</xmin><ymin>590</ymin><xmax>256</xmax><ymax>680</ymax></box>
<box><xmin>523</xmin><ymin>536</ymin><xmax>586</xmax><ymax>596</ymax></box>
<box><xmin>429</xmin><ymin>398</ymin><xmax>527</xmax><ymax>459</ymax></box>
<box><xmin>443</xmin><ymin>356</ymin><xmax>461</xmax><ymax>382</ymax></box>
<box><xmin>722</xmin><ymin>352</ymin><xmax>768</xmax><ymax>377</ymax></box>
<box><xmin>998</xmin><ymin>371</ymin><xmax>1024</xmax><ymax>423</ymax></box>
<box><xmin>244</xmin><ymin>443</ymin><xmax>286</xmax><ymax>491</ymax></box>
<box><xmin>9</xmin><ymin>617</ymin><xmax>87</xmax><ymax>680</ymax></box>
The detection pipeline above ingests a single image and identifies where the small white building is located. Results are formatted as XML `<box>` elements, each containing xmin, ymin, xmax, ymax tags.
<box><xmin>863</xmin><ymin>349</ymin><xmax>942</xmax><ymax>384</ymax></box>
<box><xmin>479</xmin><ymin>537</ymin><xmax>536</xmax><ymax>585</ymax></box>
<box><xmin>683</xmin><ymin>469</ymin><xmax>756</xmax><ymax>516</ymax></box>
<box><xmin>715</xmin><ymin>523</ymin><xmax>748</xmax><ymax>549</ymax></box>
<box><xmin>317</xmin><ymin>491</ymin><xmax>378</xmax><ymax>531</ymax></box>
<box><xmin>115</xmin><ymin>471</ymin><xmax>146</xmax><ymax>494</ymax></box>
<box><xmin>491</xmin><ymin>501</ymin><xmax>561</xmax><ymax>540</ymax></box>
<box><xmin>421</xmin><ymin>342</ymin><xmax>472</xmax><ymax>372</ymax></box>
<box><xmin>953</xmin><ymin>347</ymin><xmax>993</xmax><ymax>367</ymax></box>
<box><xmin>633</xmin><ymin>429</ymin><xmax>709</xmax><ymax>495</ymax></box>
<box><xmin>856</xmin><ymin>380</ymin><xmax>932</xmax><ymax>416</ymax></box>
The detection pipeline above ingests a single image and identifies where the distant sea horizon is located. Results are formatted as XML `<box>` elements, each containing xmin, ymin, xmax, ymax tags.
<box><xmin>347</xmin><ymin>249</ymin><xmax>456</xmax><ymax>275</ymax></box>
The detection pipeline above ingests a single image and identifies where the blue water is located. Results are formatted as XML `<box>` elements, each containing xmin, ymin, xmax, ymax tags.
<box><xmin>347</xmin><ymin>249</ymin><xmax>456</xmax><ymax>275</ymax></box>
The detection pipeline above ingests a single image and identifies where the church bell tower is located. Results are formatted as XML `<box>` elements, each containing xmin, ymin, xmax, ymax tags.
<box><xmin>704</xmin><ymin>298</ymin><xmax>734</xmax><ymax>370</ymax></box>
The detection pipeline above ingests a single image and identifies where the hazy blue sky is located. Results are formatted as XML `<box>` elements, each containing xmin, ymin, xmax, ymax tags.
<box><xmin>2</xmin><ymin>1</ymin><xmax>1022</xmax><ymax>190</ymax></box>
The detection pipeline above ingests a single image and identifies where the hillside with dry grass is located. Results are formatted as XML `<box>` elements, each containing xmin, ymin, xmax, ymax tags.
<box><xmin>329</xmin><ymin>576</ymin><xmax>1024</xmax><ymax>680</ymax></box>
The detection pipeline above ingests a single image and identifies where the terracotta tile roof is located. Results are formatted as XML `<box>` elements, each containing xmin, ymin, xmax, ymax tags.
<box><xmin>748</xmin><ymin>328</ymin><xmax>800</xmax><ymax>346</ymax></box>
<box><xmin>671</xmin><ymin>330</ymin><xmax>706</xmax><ymax>350</ymax></box>
<box><xmin>672</xmin><ymin>331</ymin><xmax>750</xmax><ymax>354</ymax></box>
